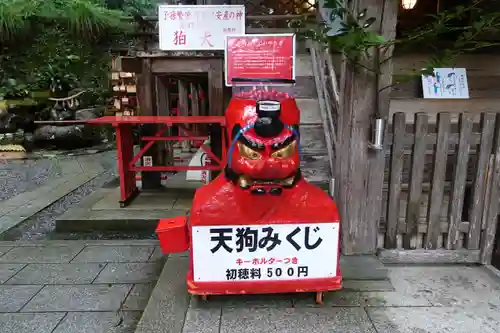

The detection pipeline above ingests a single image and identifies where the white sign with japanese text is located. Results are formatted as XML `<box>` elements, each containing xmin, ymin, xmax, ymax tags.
<box><xmin>191</xmin><ymin>223</ymin><xmax>340</xmax><ymax>282</ymax></box>
<box><xmin>421</xmin><ymin>68</ymin><xmax>470</xmax><ymax>99</ymax></box>
<box><xmin>158</xmin><ymin>5</ymin><xmax>246</xmax><ymax>51</ymax></box>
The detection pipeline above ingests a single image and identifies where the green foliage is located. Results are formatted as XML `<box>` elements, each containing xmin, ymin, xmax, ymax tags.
<box><xmin>103</xmin><ymin>0</ymin><xmax>157</xmax><ymax>16</ymax></box>
<box><xmin>0</xmin><ymin>0</ymin><xmax>137</xmax><ymax>103</ymax></box>
<box><xmin>0</xmin><ymin>0</ymin><xmax>126</xmax><ymax>43</ymax></box>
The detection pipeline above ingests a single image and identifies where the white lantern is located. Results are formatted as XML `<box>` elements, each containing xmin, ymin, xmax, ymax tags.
<box><xmin>401</xmin><ymin>0</ymin><xmax>417</xmax><ymax>9</ymax></box>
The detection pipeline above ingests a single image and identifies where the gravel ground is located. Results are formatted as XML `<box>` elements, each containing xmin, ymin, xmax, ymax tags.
<box><xmin>0</xmin><ymin>150</ymin><xmax>156</xmax><ymax>241</ymax></box>
<box><xmin>0</xmin><ymin>159</ymin><xmax>62</xmax><ymax>201</ymax></box>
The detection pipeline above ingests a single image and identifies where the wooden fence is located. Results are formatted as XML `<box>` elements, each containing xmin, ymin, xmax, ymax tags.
<box><xmin>379</xmin><ymin>112</ymin><xmax>500</xmax><ymax>264</ymax></box>
<box><xmin>309</xmin><ymin>41</ymin><xmax>339</xmax><ymax>194</ymax></box>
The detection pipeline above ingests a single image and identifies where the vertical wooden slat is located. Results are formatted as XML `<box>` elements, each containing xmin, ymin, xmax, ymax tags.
<box><xmin>468</xmin><ymin>113</ymin><xmax>495</xmax><ymax>249</ymax></box>
<box><xmin>385</xmin><ymin>113</ymin><xmax>406</xmax><ymax>249</ymax></box>
<box><xmin>178</xmin><ymin>79</ymin><xmax>190</xmax><ymax>151</ymax></box>
<box><xmin>403</xmin><ymin>113</ymin><xmax>428</xmax><ymax>249</ymax></box>
<box><xmin>137</xmin><ymin>58</ymin><xmax>161</xmax><ymax>189</ymax></box>
<box><xmin>178</xmin><ymin>79</ymin><xmax>189</xmax><ymax>117</ymax></box>
<box><xmin>190</xmin><ymin>82</ymin><xmax>200</xmax><ymax>136</ymax></box>
<box><xmin>190</xmin><ymin>83</ymin><xmax>200</xmax><ymax>117</ymax></box>
<box><xmin>199</xmin><ymin>84</ymin><xmax>207</xmax><ymax>116</ymax></box>
<box><xmin>481</xmin><ymin>157</ymin><xmax>494</xmax><ymax>230</ymax></box>
<box><xmin>155</xmin><ymin>76</ymin><xmax>171</xmax><ymax>166</ymax></box>
<box><xmin>447</xmin><ymin>113</ymin><xmax>474</xmax><ymax>250</ymax></box>
<box><xmin>480</xmin><ymin>115</ymin><xmax>500</xmax><ymax>264</ymax></box>
<box><xmin>208</xmin><ymin>59</ymin><xmax>224</xmax><ymax>116</ymax></box>
<box><xmin>425</xmin><ymin>113</ymin><xmax>451</xmax><ymax>249</ymax></box>
<box><xmin>366</xmin><ymin>0</ymin><xmax>400</xmax><ymax>253</ymax></box>
<box><xmin>310</xmin><ymin>42</ymin><xmax>335</xmax><ymax>179</ymax></box>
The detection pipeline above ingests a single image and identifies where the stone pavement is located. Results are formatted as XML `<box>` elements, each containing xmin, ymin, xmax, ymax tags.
<box><xmin>0</xmin><ymin>152</ymin><xmax>117</xmax><ymax>240</ymax></box>
<box><xmin>0</xmin><ymin>240</ymin><xmax>163</xmax><ymax>333</ymax></box>
<box><xmin>138</xmin><ymin>255</ymin><xmax>500</xmax><ymax>333</ymax></box>
<box><xmin>1</xmin><ymin>240</ymin><xmax>500</xmax><ymax>333</ymax></box>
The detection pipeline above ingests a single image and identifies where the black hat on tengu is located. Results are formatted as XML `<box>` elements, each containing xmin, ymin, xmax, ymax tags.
<box><xmin>254</xmin><ymin>100</ymin><xmax>284</xmax><ymax>138</ymax></box>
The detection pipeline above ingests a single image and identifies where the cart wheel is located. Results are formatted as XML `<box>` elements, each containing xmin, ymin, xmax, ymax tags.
<box><xmin>200</xmin><ymin>295</ymin><xmax>208</xmax><ymax>302</ymax></box>
<box><xmin>315</xmin><ymin>292</ymin><xmax>324</xmax><ymax>305</ymax></box>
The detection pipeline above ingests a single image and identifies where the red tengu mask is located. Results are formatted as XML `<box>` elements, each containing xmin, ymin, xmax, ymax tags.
<box><xmin>225</xmin><ymin>92</ymin><xmax>301</xmax><ymax>192</ymax></box>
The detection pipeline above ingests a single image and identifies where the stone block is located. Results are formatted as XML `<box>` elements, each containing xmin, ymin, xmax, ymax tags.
<box><xmin>0</xmin><ymin>245</ymin><xmax>84</xmax><ymax>264</ymax></box>
<box><xmin>0</xmin><ymin>313</ymin><xmax>65</xmax><ymax>333</ymax></box>
<box><xmin>292</xmin><ymin>289</ymin><xmax>431</xmax><ymax>308</ymax></box>
<box><xmin>134</xmin><ymin>257</ymin><xmax>191</xmax><ymax>333</ymax></box>
<box><xmin>71</xmin><ymin>246</ymin><xmax>155</xmax><ymax>263</ymax></box>
<box><xmin>22</xmin><ymin>284</ymin><xmax>132</xmax><ymax>312</ymax></box>
<box><xmin>220</xmin><ymin>307</ymin><xmax>376</xmax><ymax>333</ymax></box>
<box><xmin>183</xmin><ymin>308</ymin><xmax>221</xmax><ymax>333</ymax></box>
<box><xmin>52</xmin><ymin>311</ymin><xmax>142</xmax><ymax>333</ymax></box>
<box><xmin>0</xmin><ymin>285</ymin><xmax>43</xmax><ymax>312</ymax></box>
<box><xmin>0</xmin><ymin>263</ymin><xmax>25</xmax><ymax>283</ymax></box>
<box><xmin>292</xmin><ymin>291</ymin><xmax>362</xmax><ymax>307</ymax></box>
<box><xmin>297</xmin><ymin>99</ymin><xmax>321</xmax><ymax>125</ymax></box>
<box><xmin>92</xmin><ymin>189</ymin><xmax>179</xmax><ymax>211</ymax></box>
<box><xmin>6</xmin><ymin>263</ymin><xmax>103</xmax><ymax>285</ymax></box>
<box><xmin>123</xmin><ymin>283</ymin><xmax>156</xmax><ymax>311</ymax></box>
<box><xmin>360</xmin><ymin>291</ymin><xmax>431</xmax><ymax>307</ymax></box>
<box><xmin>148</xmin><ymin>246</ymin><xmax>165</xmax><ymax>262</ymax></box>
<box><xmin>0</xmin><ymin>246</ymin><xmax>12</xmax><ymax>256</ymax></box>
<box><xmin>190</xmin><ymin>293</ymin><xmax>293</xmax><ymax>309</ymax></box>
<box><xmin>295</xmin><ymin>55</ymin><xmax>313</xmax><ymax>77</ymax></box>
<box><xmin>387</xmin><ymin>266</ymin><xmax>500</xmax><ymax>307</ymax></box>
<box><xmin>367</xmin><ymin>305</ymin><xmax>500</xmax><ymax>333</ymax></box>
<box><xmin>292</xmin><ymin>76</ymin><xmax>317</xmax><ymax>98</ymax></box>
<box><xmin>93</xmin><ymin>262</ymin><xmax>163</xmax><ymax>284</ymax></box>
<box><xmin>0</xmin><ymin>177</ymin><xmax>69</xmax><ymax>216</ymax></box>
<box><xmin>0</xmin><ymin>173</ymin><xmax>98</xmax><ymax>234</ymax></box>
<box><xmin>342</xmin><ymin>279</ymin><xmax>395</xmax><ymax>292</ymax></box>
<box><xmin>340</xmin><ymin>255</ymin><xmax>388</xmax><ymax>280</ymax></box>
<box><xmin>172</xmin><ymin>198</ymin><xmax>193</xmax><ymax>211</ymax></box>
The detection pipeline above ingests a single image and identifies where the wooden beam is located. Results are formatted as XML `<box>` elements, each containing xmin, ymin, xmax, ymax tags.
<box><xmin>378</xmin><ymin>249</ymin><xmax>481</xmax><ymax>264</ymax></box>
<box><xmin>151</xmin><ymin>58</ymin><xmax>214</xmax><ymax>74</ymax></box>
<box><xmin>390</xmin><ymin>99</ymin><xmax>500</xmax><ymax>115</ymax></box>
<box><xmin>480</xmin><ymin>115</ymin><xmax>500</xmax><ymax>264</ymax></box>
<box><xmin>208</xmin><ymin>59</ymin><xmax>224</xmax><ymax>116</ymax></box>
<box><xmin>338</xmin><ymin>0</ymin><xmax>399</xmax><ymax>254</ymax></box>
<box><xmin>136</xmin><ymin>58</ymin><xmax>161</xmax><ymax>189</ymax></box>
<box><xmin>121</xmin><ymin>57</ymin><xmax>142</xmax><ymax>74</ymax></box>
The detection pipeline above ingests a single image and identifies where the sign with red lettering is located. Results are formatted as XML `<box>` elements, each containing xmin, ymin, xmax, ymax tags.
<box><xmin>158</xmin><ymin>5</ymin><xmax>245</xmax><ymax>51</ymax></box>
<box><xmin>224</xmin><ymin>34</ymin><xmax>296</xmax><ymax>86</ymax></box>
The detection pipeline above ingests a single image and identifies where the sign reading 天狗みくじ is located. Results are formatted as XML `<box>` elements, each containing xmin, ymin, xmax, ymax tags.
<box><xmin>158</xmin><ymin>5</ymin><xmax>245</xmax><ymax>51</ymax></box>
<box><xmin>191</xmin><ymin>223</ymin><xmax>340</xmax><ymax>282</ymax></box>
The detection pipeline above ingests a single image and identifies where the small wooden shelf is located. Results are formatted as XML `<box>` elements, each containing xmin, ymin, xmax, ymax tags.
<box><xmin>109</xmin><ymin>70</ymin><xmax>138</xmax><ymax>116</ymax></box>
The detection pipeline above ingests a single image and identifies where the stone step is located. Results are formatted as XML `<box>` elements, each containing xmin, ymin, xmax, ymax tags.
<box><xmin>297</xmin><ymin>98</ymin><xmax>322</xmax><ymax>125</ymax></box>
<box><xmin>340</xmin><ymin>255</ymin><xmax>389</xmax><ymax>280</ymax></box>
<box><xmin>300</xmin><ymin>124</ymin><xmax>327</xmax><ymax>154</ymax></box>
<box><xmin>295</xmin><ymin>55</ymin><xmax>313</xmax><ymax>77</ymax></box>
<box><xmin>301</xmin><ymin>153</ymin><xmax>330</xmax><ymax>185</ymax></box>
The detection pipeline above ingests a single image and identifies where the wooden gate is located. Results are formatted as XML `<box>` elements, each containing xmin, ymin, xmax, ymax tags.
<box><xmin>378</xmin><ymin>112</ymin><xmax>500</xmax><ymax>264</ymax></box>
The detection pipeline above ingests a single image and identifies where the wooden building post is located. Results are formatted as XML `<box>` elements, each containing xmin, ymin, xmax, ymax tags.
<box><xmin>156</xmin><ymin>75</ymin><xmax>173</xmax><ymax>166</ymax></box>
<box><xmin>137</xmin><ymin>58</ymin><xmax>162</xmax><ymax>189</ymax></box>
<box><xmin>337</xmin><ymin>0</ymin><xmax>399</xmax><ymax>254</ymax></box>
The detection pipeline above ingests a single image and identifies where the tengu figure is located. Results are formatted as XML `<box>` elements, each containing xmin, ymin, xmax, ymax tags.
<box><xmin>189</xmin><ymin>89</ymin><xmax>339</xmax><ymax>227</ymax></box>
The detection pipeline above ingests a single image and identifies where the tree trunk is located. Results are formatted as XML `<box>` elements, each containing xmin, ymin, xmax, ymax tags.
<box><xmin>337</xmin><ymin>0</ymin><xmax>399</xmax><ymax>254</ymax></box>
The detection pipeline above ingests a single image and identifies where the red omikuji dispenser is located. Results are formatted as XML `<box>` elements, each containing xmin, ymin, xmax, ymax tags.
<box><xmin>157</xmin><ymin>87</ymin><xmax>342</xmax><ymax>304</ymax></box>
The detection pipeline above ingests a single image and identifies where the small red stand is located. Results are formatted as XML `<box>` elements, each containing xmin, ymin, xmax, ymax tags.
<box><xmin>88</xmin><ymin>116</ymin><xmax>226</xmax><ymax>207</ymax></box>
